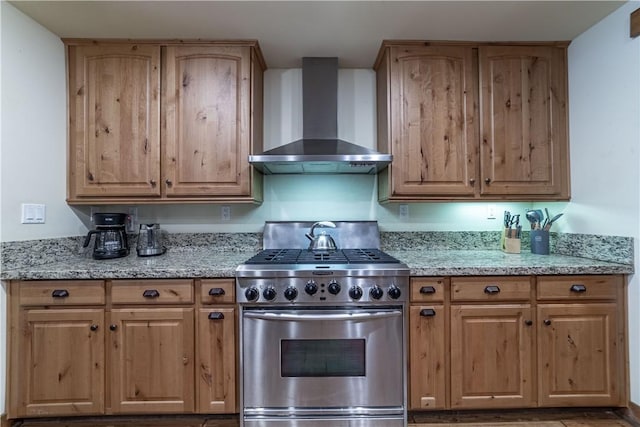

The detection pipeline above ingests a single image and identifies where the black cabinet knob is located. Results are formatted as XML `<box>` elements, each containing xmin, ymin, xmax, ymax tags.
<box><xmin>109</xmin><ymin>324</ymin><xmax>118</xmax><ymax>331</ymax></box>
<box><xmin>544</xmin><ymin>319</ymin><xmax>552</xmax><ymax>326</ymax></box>
<box><xmin>90</xmin><ymin>324</ymin><xmax>99</xmax><ymax>331</ymax></box>
<box><xmin>525</xmin><ymin>320</ymin><xmax>533</xmax><ymax>326</ymax></box>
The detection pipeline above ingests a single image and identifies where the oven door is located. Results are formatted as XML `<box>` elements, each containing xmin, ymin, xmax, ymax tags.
<box><xmin>241</xmin><ymin>307</ymin><xmax>404</xmax><ymax>416</ymax></box>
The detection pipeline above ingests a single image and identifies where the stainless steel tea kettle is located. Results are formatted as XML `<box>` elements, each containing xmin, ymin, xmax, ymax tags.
<box><xmin>305</xmin><ymin>221</ymin><xmax>337</xmax><ymax>251</ymax></box>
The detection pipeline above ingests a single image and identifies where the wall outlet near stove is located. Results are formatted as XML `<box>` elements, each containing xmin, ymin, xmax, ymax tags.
<box><xmin>399</xmin><ymin>204</ymin><xmax>409</xmax><ymax>220</ymax></box>
<box><xmin>221</xmin><ymin>205</ymin><xmax>231</xmax><ymax>221</ymax></box>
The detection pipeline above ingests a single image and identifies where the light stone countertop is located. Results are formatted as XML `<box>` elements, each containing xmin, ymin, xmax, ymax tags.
<box><xmin>0</xmin><ymin>247</ymin><xmax>632</xmax><ymax>281</ymax></box>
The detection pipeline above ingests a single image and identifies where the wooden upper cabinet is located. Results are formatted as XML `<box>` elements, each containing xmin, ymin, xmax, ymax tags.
<box><xmin>68</xmin><ymin>43</ymin><xmax>161</xmax><ymax>199</ymax></box>
<box><xmin>375</xmin><ymin>41</ymin><xmax>569</xmax><ymax>201</ymax></box>
<box><xmin>479</xmin><ymin>45</ymin><xmax>569</xmax><ymax>197</ymax></box>
<box><xmin>377</xmin><ymin>44</ymin><xmax>478</xmax><ymax>199</ymax></box>
<box><xmin>163</xmin><ymin>45</ymin><xmax>252</xmax><ymax>197</ymax></box>
<box><xmin>66</xmin><ymin>40</ymin><xmax>265</xmax><ymax>204</ymax></box>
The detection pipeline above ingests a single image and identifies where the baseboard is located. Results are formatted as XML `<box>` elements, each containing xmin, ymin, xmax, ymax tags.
<box><xmin>619</xmin><ymin>402</ymin><xmax>640</xmax><ymax>427</ymax></box>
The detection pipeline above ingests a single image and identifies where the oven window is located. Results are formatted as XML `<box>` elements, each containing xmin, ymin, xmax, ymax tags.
<box><xmin>281</xmin><ymin>339</ymin><xmax>365</xmax><ymax>377</ymax></box>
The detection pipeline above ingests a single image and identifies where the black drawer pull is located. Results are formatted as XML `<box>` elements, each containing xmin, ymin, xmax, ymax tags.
<box><xmin>525</xmin><ymin>320</ymin><xmax>533</xmax><ymax>326</ymax></box>
<box><xmin>420</xmin><ymin>286</ymin><xmax>436</xmax><ymax>294</ymax></box>
<box><xmin>143</xmin><ymin>289</ymin><xmax>160</xmax><ymax>298</ymax></box>
<box><xmin>570</xmin><ymin>284</ymin><xmax>587</xmax><ymax>293</ymax></box>
<box><xmin>51</xmin><ymin>289</ymin><xmax>69</xmax><ymax>298</ymax></box>
<box><xmin>419</xmin><ymin>308</ymin><xmax>436</xmax><ymax>317</ymax></box>
<box><xmin>484</xmin><ymin>285</ymin><xmax>501</xmax><ymax>294</ymax></box>
<box><xmin>208</xmin><ymin>288</ymin><xmax>226</xmax><ymax>296</ymax></box>
<box><xmin>208</xmin><ymin>312</ymin><xmax>225</xmax><ymax>320</ymax></box>
<box><xmin>109</xmin><ymin>324</ymin><xmax>118</xmax><ymax>331</ymax></box>
<box><xmin>90</xmin><ymin>324</ymin><xmax>99</xmax><ymax>331</ymax></box>
<box><xmin>544</xmin><ymin>319</ymin><xmax>552</xmax><ymax>326</ymax></box>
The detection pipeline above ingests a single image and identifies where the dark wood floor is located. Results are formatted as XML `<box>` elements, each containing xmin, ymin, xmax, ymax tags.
<box><xmin>9</xmin><ymin>409</ymin><xmax>639</xmax><ymax>427</ymax></box>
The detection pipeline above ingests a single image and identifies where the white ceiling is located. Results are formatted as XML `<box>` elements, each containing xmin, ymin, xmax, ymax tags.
<box><xmin>9</xmin><ymin>0</ymin><xmax>627</xmax><ymax>68</ymax></box>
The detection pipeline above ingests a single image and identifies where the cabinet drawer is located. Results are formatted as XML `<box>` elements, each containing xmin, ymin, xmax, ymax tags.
<box><xmin>200</xmin><ymin>279</ymin><xmax>235</xmax><ymax>304</ymax></box>
<box><xmin>537</xmin><ymin>275</ymin><xmax>621</xmax><ymax>301</ymax></box>
<box><xmin>111</xmin><ymin>279</ymin><xmax>194</xmax><ymax>304</ymax></box>
<box><xmin>18</xmin><ymin>280</ymin><xmax>105</xmax><ymax>306</ymax></box>
<box><xmin>451</xmin><ymin>277</ymin><xmax>531</xmax><ymax>301</ymax></box>
<box><xmin>410</xmin><ymin>278</ymin><xmax>445</xmax><ymax>302</ymax></box>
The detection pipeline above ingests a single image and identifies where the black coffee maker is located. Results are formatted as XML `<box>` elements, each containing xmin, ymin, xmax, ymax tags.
<box><xmin>83</xmin><ymin>213</ymin><xmax>129</xmax><ymax>260</ymax></box>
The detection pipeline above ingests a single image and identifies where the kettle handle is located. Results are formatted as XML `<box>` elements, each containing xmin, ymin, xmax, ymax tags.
<box><xmin>83</xmin><ymin>230</ymin><xmax>99</xmax><ymax>247</ymax></box>
<box><xmin>307</xmin><ymin>221</ymin><xmax>336</xmax><ymax>240</ymax></box>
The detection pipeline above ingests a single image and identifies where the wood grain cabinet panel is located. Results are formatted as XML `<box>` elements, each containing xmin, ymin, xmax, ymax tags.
<box><xmin>450</xmin><ymin>304</ymin><xmax>535</xmax><ymax>409</ymax></box>
<box><xmin>409</xmin><ymin>304</ymin><xmax>446</xmax><ymax>409</ymax></box>
<box><xmin>537</xmin><ymin>303</ymin><xmax>622</xmax><ymax>407</ymax></box>
<box><xmin>109</xmin><ymin>308</ymin><xmax>195</xmax><ymax>413</ymax></box>
<box><xmin>479</xmin><ymin>45</ymin><xmax>569</xmax><ymax>197</ymax></box>
<box><xmin>196</xmin><ymin>307</ymin><xmax>236</xmax><ymax>413</ymax></box>
<box><xmin>68</xmin><ymin>43</ymin><xmax>161</xmax><ymax>199</ymax></box>
<box><xmin>376</xmin><ymin>44</ymin><xmax>478</xmax><ymax>200</ymax></box>
<box><xmin>14</xmin><ymin>308</ymin><xmax>105</xmax><ymax>417</ymax></box>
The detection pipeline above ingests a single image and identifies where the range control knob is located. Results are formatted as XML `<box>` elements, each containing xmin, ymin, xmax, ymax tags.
<box><xmin>370</xmin><ymin>286</ymin><xmax>384</xmax><ymax>300</ymax></box>
<box><xmin>245</xmin><ymin>287</ymin><xmax>259</xmax><ymax>302</ymax></box>
<box><xmin>388</xmin><ymin>285</ymin><xmax>402</xmax><ymax>300</ymax></box>
<box><xmin>262</xmin><ymin>287</ymin><xmax>276</xmax><ymax>301</ymax></box>
<box><xmin>284</xmin><ymin>287</ymin><xmax>298</xmax><ymax>301</ymax></box>
<box><xmin>349</xmin><ymin>286</ymin><xmax>363</xmax><ymax>300</ymax></box>
<box><xmin>328</xmin><ymin>280</ymin><xmax>341</xmax><ymax>295</ymax></box>
<box><xmin>305</xmin><ymin>280</ymin><xmax>318</xmax><ymax>295</ymax></box>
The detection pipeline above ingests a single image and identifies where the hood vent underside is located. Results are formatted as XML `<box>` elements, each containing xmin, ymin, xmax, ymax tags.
<box><xmin>249</xmin><ymin>57</ymin><xmax>392</xmax><ymax>175</ymax></box>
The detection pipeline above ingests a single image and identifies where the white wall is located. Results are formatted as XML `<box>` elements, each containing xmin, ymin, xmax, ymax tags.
<box><xmin>566</xmin><ymin>0</ymin><xmax>640</xmax><ymax>404</ymax></box>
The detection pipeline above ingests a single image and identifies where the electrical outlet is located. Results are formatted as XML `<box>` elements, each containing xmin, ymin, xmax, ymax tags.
<box><xmin>486</xmin><ymin>204</ymin><xmax>498</xmax><ymax>219</ymax></box>
<box><xmin>399</xmin><ymin>204</ymin><xmax>409</xmax><ymax>220</ymax></box>
<box><xmin>127</xmin><ymin>207</ymin><xmax>138</xmax><ymax>233</ymax></box>
<box><xmin>221</xmin><ymin>205</ymin><xmax>231</xmax><ymax>221</ymax></box>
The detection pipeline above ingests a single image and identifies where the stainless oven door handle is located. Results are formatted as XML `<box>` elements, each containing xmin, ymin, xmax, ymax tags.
<box><xmin>242</xmin><ymin>310</ymin><xmax>402</xmax><ymax>321</ymax></box>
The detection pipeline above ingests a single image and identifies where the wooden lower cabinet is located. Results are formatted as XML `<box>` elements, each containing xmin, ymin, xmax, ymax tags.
<box><xmin>409</xmin><ymin>304</ymin><xmax>446</xmax><ymax>409</ymax></box>
<box><xmin>8</xmin><ymin>279</ymin><xmax>236</xmax><ymax>420</ymax></box>
<box><xmin>409</xmin><ymin>274</ymin><xmax>626</xmax><ymax>411</ymax></box>
<box><xmin>450</xmin><ymin>304</ymin><xmax>534</xmax><ymax>409</ymax></box>
<box><xmin>14</xmin><ymin>308</ymin><xmax>105</xmax><ymax>417</ymax></box>
<box><xmin>109</xmin><ymin>308</ymin><xmax>195</xmax><ymax>413</ymax></box>
<box><xmin>196</xmin><ymin>307</ymin><xmax>236</xmax><ymax>413</ymax></box>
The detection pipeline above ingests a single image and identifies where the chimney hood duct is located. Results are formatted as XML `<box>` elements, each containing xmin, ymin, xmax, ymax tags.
<box><xmin>249</xmin><ymin>57</ymin><xmax>392</xmax><ymax>174</ymax></box>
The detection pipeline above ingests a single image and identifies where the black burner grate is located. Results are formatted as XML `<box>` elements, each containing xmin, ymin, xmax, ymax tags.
<box><xmin>244</xmin><ymin>249</ymin><xmax>401</xmax><ymax>265</ymax></box>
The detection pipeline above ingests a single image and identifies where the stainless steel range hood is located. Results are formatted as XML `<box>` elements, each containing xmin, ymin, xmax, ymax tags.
<box><xmin>249</xmin><ymin>57</ymin><xmax>392</xmax><ymax>175</ymax></box>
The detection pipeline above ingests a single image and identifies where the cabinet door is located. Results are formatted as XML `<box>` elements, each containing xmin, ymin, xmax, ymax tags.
<box><xmin>68</xmin><ymin>43</ymin><xmax>161</xmax><ymax>199</ymax></box>
<box><xmin>388</xmin><ymin>46</ymin><xmax>478</xmax><ymax>197</ymax></box>
<box><xmin>16</xmin><ymin>309</ymin><xmax>104</xmax><ymax>416</ymax></box>
<box><xmin>450</xmin><ymin>304</ymin><xmax>534</xmax><ymax>408</ymax></box>
<box><xmin>196</xmin><ymin>307</ymin><xmax>236</xmax><ymax>413</ymax></box>
<box><xmin>408</xmin><ymin>305</ymin><xmax>446</xmax><ymax>409</ymax></box>
<box><xmin>479</xmin><ymin>45</ymin><xmax>568</xmax><ymax>197</ymax></box>
<box><xmin>109</xmin><ymin>308</ymin><xmax>194</xmax><ymax>413</ymax></box>
<box><xmin>538</xmin><ymin>303</ymin><xmax>622</xmax><ymax>406</ymax></box>
<box><xmin>163</xmin><ymin>45</ymin><xmax>251</xmax><ymax>197</ymax></box>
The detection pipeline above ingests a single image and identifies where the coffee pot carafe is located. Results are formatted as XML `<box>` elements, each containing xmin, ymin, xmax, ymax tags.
<box><xmin>136</xmin><ymin>223</ymin><xmax>166</xmax><ymax>257</ymax></box>
<box><xmin>83</xmin><ymin>213</ymin><xmax>129</xmax><ymax>260</ymax></box>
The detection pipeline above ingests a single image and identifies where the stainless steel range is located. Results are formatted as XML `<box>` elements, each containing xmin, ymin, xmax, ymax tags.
<box><xmin>236</xmin><ymin>221</ymin><xmax>410</xmax><ymax>427</ymax></box>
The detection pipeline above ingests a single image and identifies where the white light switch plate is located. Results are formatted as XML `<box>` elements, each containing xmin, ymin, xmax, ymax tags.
<box><xmin>21</xmin><ymin>203</ymin><xmax>46</xmax><ymax>224</ymax></box>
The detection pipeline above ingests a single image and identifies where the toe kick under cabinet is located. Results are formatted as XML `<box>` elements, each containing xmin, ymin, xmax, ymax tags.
<box><xmin>409</xmin><ymin>275</ymin><xmax>627</xmax><ymax>411</ymax></box>
<box><xmin>6</xmin><ymin>278</ymin><xmax>236</xmax><ymax>419</ymax></box>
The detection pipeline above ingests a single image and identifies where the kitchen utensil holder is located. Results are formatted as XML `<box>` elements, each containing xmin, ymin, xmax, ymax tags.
<box><xmin>501</xmin><ymin>228</ymin><xmax>521</xmax><ymax>254</ymax></box>
<box><xmin>531</xmin><ymin>230</ymin><xmax>550</xmax><ymax>255</ymax></box>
